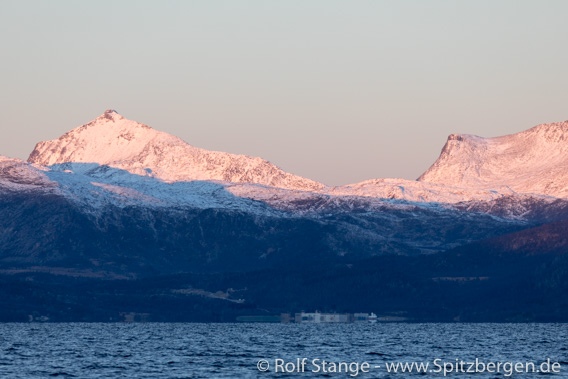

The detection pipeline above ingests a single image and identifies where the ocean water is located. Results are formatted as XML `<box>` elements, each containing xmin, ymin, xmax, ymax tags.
<box><xmin>0</xmin><ymin>323</ymin><xmax>566</xmax><ymax>378</ymax></box>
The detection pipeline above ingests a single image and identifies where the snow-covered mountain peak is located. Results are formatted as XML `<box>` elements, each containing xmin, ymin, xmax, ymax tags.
<box><xmin>418</xmin><ymin>120</ymin><xmax>568</xmax><ymax>198</ymax></box>
<box><xmin>28</xmin><ymin>110</ymin><xmax>180</xmax><ymax>167</ymax></box>
<box><xmin>27</xmin><ymin>111</ymin><xmax>323</xmax><ymax>191</ymax></box>
<box><xmin>23</xmin><ymin>111</ymin><xmax>568</xmax><ymax>203</ymax></box>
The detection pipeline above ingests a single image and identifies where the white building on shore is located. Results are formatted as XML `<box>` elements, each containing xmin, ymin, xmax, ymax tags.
<box><xmin>292</xmin><ymin>311</ymin><xmax>376</xmax><ymax>323</ymax></box>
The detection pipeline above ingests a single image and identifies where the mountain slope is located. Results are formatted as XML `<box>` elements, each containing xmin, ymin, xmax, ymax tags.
<box><xmin>418</xmin><ymin>120</ymin><xmax>568</xmax><ymax>197</ymax></box>
<box><xmin>0</xmin><ymin>153</ymin><xmax>529</xmax><ymax>276</ymax></box>
<box><xmin>28</xmin><ymin>110</ymin><xmax>323</xmax><ymax>191</ymax></box>
<box><xmin>27</xmin><ymin>110</ymin><xmax>568</xmax><ymax>203</ymax></box>
<box><xmin>329</xmin><ymin>178</ymin><xmax>516</xmax><ymax>203</ymax></box>
<box><xmin>0</xmin><ymin>155</ymin><xmax>58</xmax><ymax>192</ymax></box>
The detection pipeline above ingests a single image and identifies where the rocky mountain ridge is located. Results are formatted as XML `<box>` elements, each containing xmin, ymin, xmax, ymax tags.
<box><xmin>24</xmin><ymin>110</ymin><xmax>568</xmax><ymax>205</ymax></box>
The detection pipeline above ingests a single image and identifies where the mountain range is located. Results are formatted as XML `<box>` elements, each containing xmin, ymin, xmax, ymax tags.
<box><xmin>1</xmin><ymin>110</ymin><xmax>567</xmax><ymax>322</ymax></box>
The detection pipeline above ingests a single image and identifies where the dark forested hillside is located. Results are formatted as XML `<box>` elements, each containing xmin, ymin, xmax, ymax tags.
<box><xmin>1</xmin><ymin>220</ymin><xmax>566</xmax><ymax>322</ymax></box>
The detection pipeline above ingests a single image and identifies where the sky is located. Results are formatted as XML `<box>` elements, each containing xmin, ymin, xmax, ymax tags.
<box><xmin>1</xmin><ymin>1</ymin><xmax>567</xmax><ymax>186</ymax></box>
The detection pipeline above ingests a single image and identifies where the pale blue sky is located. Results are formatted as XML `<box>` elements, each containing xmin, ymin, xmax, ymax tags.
<box><xmin>1</xmin><ymin>0</ymin><xmax>567</xmax><ymax>185</ymax></box>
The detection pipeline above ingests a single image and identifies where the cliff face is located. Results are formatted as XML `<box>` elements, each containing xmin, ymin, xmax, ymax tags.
<box><xmin>418</xmin><ymin>121</ymin><xmax>568</xmax><ymax>197</ymax></box>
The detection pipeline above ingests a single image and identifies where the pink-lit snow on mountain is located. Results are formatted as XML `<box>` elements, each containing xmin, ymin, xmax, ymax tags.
<box><xmin>418</xmin><ymin>121</ymin><xmax>568</xmax><ymax>198</ymax></box>
<box><xmin>23</xmin><ymin>110</ymin><xmax>568</xmax><ymax>204</ymax></box>
<box><xmin>28</xmin><ymin>110</ymin><xmax>323</xmax><ymax>192</ymax></box>
<box><xmin>328</xmin><ymin>178</ymin><xmax>516</xmax><ymax>203</ymax></box>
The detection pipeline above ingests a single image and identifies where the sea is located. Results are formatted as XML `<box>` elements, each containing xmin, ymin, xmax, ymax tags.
<box><xmin>0</xmin><ymin>323</ymin><xmax>566</xmax><ymax>378</ymax></box>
